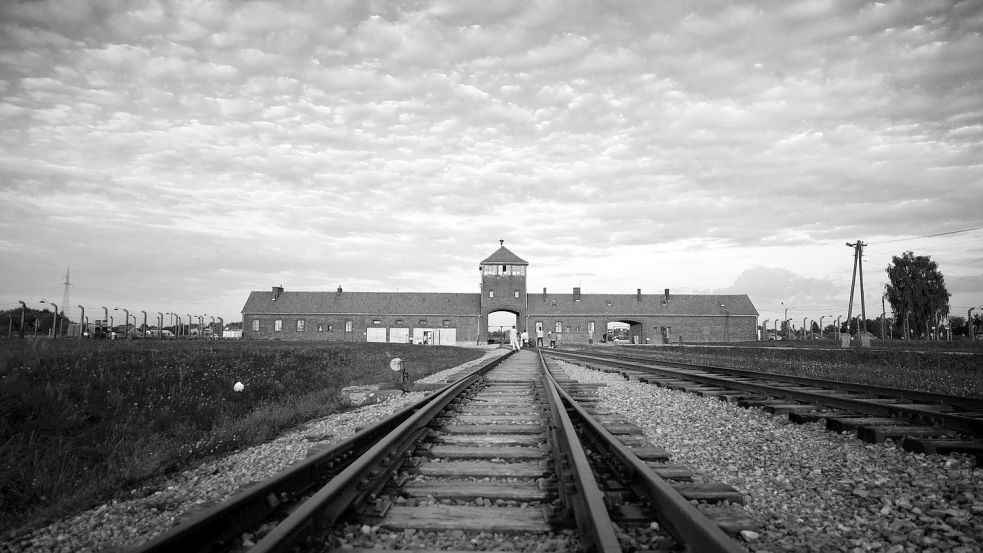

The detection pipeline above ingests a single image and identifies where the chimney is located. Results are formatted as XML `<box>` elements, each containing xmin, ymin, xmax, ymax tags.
<box><xmin>336</xmin><ymin>286</ymin><xmax>343</xmax><ymax>294</ymax></box>
<box><xmin>542</xmin><ymin>287</ymin><xmax>547</xmax><ymax>301</ymax></box>
<box><xmin>272</xmin><ymin>285</ymin><xmax>284</xmax><ymax>301</ymax></box>
<box><xmin>636</xmin><ymin>288</ymin><xmax>642</xmax><ymax>302</ymax></box>
<box><xmin>573</xmin><ymin>287</ymin><xmax>581</xmax><ymax>301</ymax></box>
<box><xmin>664</xmin><ymin>288</ymin><xmax>670</xmax><ymax>305</ymax></box>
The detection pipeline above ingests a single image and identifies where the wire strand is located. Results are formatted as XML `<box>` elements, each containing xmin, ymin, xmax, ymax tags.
<box><xmin>872</xmin><ymin>225</ymin><xmax>983</xmax><ymax>245</ymax></box>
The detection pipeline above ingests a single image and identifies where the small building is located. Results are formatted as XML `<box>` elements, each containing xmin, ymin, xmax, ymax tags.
<box><xmin>240</xmin><ymin>242</ymin><xmax>759</xmax><ymax>344</ymax></box>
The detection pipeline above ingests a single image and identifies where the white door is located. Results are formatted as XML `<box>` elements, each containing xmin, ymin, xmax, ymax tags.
<box><xmin>413</xmin><ymin>328</ymin><xmax>435</xmax><ymax>345</ymax></box>
<box><xmin>366</xmin><ymin>327</ymin><xmax>387</xmax><ymax>342</ymax></box>
<box><xmin>389</xmin><ymin>328</ymin><xmax>409</xmax><ymax>343</ymax></box>
<box><xmin>437</xmin><ymin>328</ymin><xmax>457</xmax><ymax>345</ymax></box>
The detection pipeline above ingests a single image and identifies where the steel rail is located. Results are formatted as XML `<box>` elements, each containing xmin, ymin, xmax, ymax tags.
<box><xmin>248</xmin><ymin>352</ymin><xmax>512</xmax><ymax>553</ymax></box>
<box><xmin>130</xmin><ymin>392</ymin><xmax>439</xmax><ymax>553</ymax></box>
<box><xmin>554</xmin><ymin>348</ymin><xmax>982</xmax><ymax>411</ymax></box>
<box><xmin>541</xmin><ymin>354</ymin><xmax>745</xmax><ymax>553</ymax></box>
<box><xmin>538</xmin><ymin>352</ymin><xmax>622</xmax><ymax>553</ymax></box>
<box><xmin>129</xmin><ymin>353</ymin><xmax>504</xmax><ymax>553</ymax></box>
<box><xmin>545</xmin><ymin>350</ymin><xmax>983</xmax><ymax>437</ymax></box>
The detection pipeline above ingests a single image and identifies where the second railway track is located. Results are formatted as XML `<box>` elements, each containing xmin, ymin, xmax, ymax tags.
<box><xmin>543</xmin><ymin>348</ymin><xmax>983</xmax><ymax>465</ymax></box>
<box><xmin>132</xmin><ymin>349</ymin><xmax>752</xmax><ymax>553</ymax></box>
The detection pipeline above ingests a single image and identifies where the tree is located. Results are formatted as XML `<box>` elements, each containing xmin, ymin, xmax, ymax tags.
<box><xmin>949</xmin><ymin>316</ymin><xmax>967</xmax><ymax>337</ymax></box>
<box><xmin>885</xmin><ymin>251</ymin><xmax>950</xmax><ymax>339</ymax></box>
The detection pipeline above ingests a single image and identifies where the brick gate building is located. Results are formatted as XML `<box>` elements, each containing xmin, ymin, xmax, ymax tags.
<box><xmin>240</xmin><ymin>242</ymin><xmax>759</xmax><ymax>344</ymax></box>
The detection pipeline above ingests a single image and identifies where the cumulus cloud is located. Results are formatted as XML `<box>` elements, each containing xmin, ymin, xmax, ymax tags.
<box><xmin>0</xmin><ymin>0</ymin><xmax>981</xmax><ymax>323</ymax></box>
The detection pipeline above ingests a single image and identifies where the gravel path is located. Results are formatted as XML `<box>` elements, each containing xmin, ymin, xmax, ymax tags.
<box><xmin>1</xmin><ymin>349</ymin><xmax>505</xmax><ymax>553</ymax></box>
<box><xmin>557</xmin><ymin>360</ymin><xmax>983</xmax><ymax>553</ymax></box>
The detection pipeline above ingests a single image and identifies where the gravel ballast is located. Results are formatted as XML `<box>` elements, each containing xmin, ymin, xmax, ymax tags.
<box><xmin>556</xmin><ymin>360</ymin><xmax>982</xmax><ymax>553</ymax></box>
<box><xmin>3</xmin><ymin>349</ymin><xmax>980</xmax><ymax>553</ymax></box>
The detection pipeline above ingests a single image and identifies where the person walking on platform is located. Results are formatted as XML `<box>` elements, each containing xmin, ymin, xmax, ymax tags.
<box><xmin>536</xmin><ymin>326</ymin><xmax>544</xmax><ymax>347</ymax></box>
<box><xmin>548</xmin><ymin>331</ymin><xmax>555</xmax><ymax>349</ymax></box>
<box><xmin>509</xmin><ymin>326</ymin><xmax>520</xmax><ymax>350</ymax></box>
<box><xmin>521</xmin><ymin>329</ymin><xmax>528</xmax><ymax>347</ymax></box>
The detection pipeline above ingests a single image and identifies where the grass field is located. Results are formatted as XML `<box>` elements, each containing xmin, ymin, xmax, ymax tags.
<box><xmin>0</xmin><ymin>339</ymin><xmax>483</xmax><ymax>532</ymax></box>
<box><xmin>580</xmin><ymin>341</ymin><xmax>983</xmax><ymax>398</ymax></box>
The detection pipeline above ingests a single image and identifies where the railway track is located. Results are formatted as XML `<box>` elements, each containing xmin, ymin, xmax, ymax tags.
<box><xmin>543</xmin><ymin>348</ymin><xmax>983</xmax><ymax>464</ymax></box>
<box><xmin>130</xmin><ymin>349</ymin><xmax>751</xmax><ymax>553</ymax></box>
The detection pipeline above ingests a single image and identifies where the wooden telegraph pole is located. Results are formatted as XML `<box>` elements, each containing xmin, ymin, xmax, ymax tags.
<box><xmin>844</xmin><ymin>240</ymin><xmax>869</xmax><ymax>347</ymax></box>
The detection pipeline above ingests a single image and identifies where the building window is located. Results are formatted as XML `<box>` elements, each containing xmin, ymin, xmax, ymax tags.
<box><xmin>373</xmin><ymin>319</ymin><xmax>382</xmax><ymax>325</ymax></box>
<box><xmin>395</xmin><ymin>319</ymin><xmax>404</xmax><ymax>325</ymax></box>
<box><xmin>489</xmin><ymin>290</ymin><xmax>494</xmax><ymax>298</ymax></box>
<box><xmin>296</xmin><ymin>320</ymin><xmax>305</xmax><ymax>332</ymax></box>
<box><xmin>419</xmin><ymin>319</ymin><xmax>428</xmax><ymax>326</ymax></box>
<box><xmin>345</xmin><ymin>320</ymin><xmax>352</xmax><ymax>332</ymax></box>
<box><xmin>555</xmin><ymin>321</ymin><xmax>562</xmax><ymax>333</ymax></box>
<box><xmin>251</xmin><ymin>320</ymin><xmax>259</xmax><ymax>331</ymax></box>
<box><xmin>514</xmin><ymin>290</ymin><xmax>519</xmax><ymax>298</ymax></box>
<box><xmin>274</xmin><ymin>320</ymin><xmax>283</xmax><ymax>332</ymax></box>
<box><xmin>317</xmin><ymin>324</ymin><xmax>323</xmax><ymax>332</ymax></box>
<box><xmin>443</xmin><ymin>320</ymin><xmax>451</xmax><ymax>326</ymax></box>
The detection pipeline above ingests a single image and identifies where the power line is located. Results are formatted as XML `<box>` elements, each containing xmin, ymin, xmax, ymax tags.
<box><xmin>872</xmin><ymin>225</ymin><xmax>983</xmax><ymax>245</ymax></box>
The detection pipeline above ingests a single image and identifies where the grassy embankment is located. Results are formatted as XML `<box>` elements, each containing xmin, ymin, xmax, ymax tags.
<box><xmin>577</xmin><ymin>342</ymin><xmax>983</xmax><ymax>398</ymax></box>
<box><xmin>0</xmin><ymin>340</ymin><xmax>483</xmax><ymax>533</ymax></box>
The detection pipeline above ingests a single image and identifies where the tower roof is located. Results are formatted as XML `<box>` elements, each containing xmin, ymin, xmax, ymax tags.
<box><xmin>480</xmin><ymin>241</ymin><xmax>528</xmax><ymax>266</ymax></box>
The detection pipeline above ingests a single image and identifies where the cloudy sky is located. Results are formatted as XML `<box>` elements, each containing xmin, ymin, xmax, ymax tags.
<box><xmin>2</xmin><ymin>0</ymin><xmax>982</xmax><ymax>331</ymax></box>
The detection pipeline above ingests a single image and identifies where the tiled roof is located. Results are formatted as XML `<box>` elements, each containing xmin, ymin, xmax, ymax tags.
<box><xmin>242</xmin><ymin>289</ymin><xmax>757</xmax><ymax>318</ymax></box>
<box><xmin>527</xmin><ymin>292</ymin><xmax>758</xmax><ymax>317</ymax></box>
<box><xmin>479</xmin><ymin>244</ymin><xmax>528</xmax><ymax>266</ymax></box>
<box><xmin>242</xmin><ymin>291</ymin><xmax>481</xmax><ymax>315</ymax></box>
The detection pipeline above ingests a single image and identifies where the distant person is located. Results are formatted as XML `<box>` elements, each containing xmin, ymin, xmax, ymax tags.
<box><xmin>548</xmin><ymin>331</ymin><xmax>556</xmax><ymax>349</ymax></box>
<box><xmin>509</xmin><ymin>326</ymin><xmax>519</xmax><ymax>350</ymax></box>
<box><xmin>536</xmin><ymin>326</ymin><xmax>544</xmax><ymax>347</ymax></box>
<box><xmin>521</xmin><ymin>330</ymin><xmax>529</xmax><ymax>347</ymax></box>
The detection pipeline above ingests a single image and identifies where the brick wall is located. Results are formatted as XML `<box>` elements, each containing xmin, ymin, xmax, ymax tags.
<box><xmin>242</xmin><ymin>313</ymin><xmax>480</xmax><ymax>344</ymax></box>
<box><xmin>524</xmin><ymin>315</ymin><xmax>758</xmax><ymax>345</ymax></box>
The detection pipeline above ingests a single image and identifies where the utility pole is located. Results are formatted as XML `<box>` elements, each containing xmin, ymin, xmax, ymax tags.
<box><xmin>61</xmin><ymin>268</ymin><xmax>71</xmax><ymax>334</ymax></box>
<box><xmin>857</xmin><ymin>242</ymin><xmax>867</xmax><ymax>336</ymax></box>
<box><xmin>845</xmin><ymin>240</ymin><xmax>868</xmax><ymax>347</ymax></box>
<box><xmin>882</xmin><ymin>294</ymin><xmax>887</xmax><ymax>340</ymax></box>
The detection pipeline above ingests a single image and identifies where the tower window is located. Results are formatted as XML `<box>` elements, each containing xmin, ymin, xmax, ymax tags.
<box><xmin>489</xmin><ymin>290</ymin><xmax>494</xmax><ymax>298</ymax></box>
<box><xmin>514</xmin><ymin>290</ymin><xmax>519</xmax><ymax>298</ymax></box>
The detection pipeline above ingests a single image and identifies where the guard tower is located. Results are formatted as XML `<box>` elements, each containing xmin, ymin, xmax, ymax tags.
<box><xmin>479</xmin><ymin>240</ymin><xmax>528</xmax><ymax>343</ymax></box>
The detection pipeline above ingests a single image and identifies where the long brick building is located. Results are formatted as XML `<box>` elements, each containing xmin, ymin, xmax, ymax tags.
<box><xmin>240</xmin><ymin>242</ymin><xmax>759</xmax><ymax>344</ymax></box>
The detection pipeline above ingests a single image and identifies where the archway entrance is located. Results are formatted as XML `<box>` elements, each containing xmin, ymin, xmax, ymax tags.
<box><xmin>487</xmin><ymin>310</ymin><xmax>518</xmax><ymax>345</ymax></box>
<box><xmin>606</xmin><ymin>320</ymin><xmax>645</xmax><ymax>344</ymax></box>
